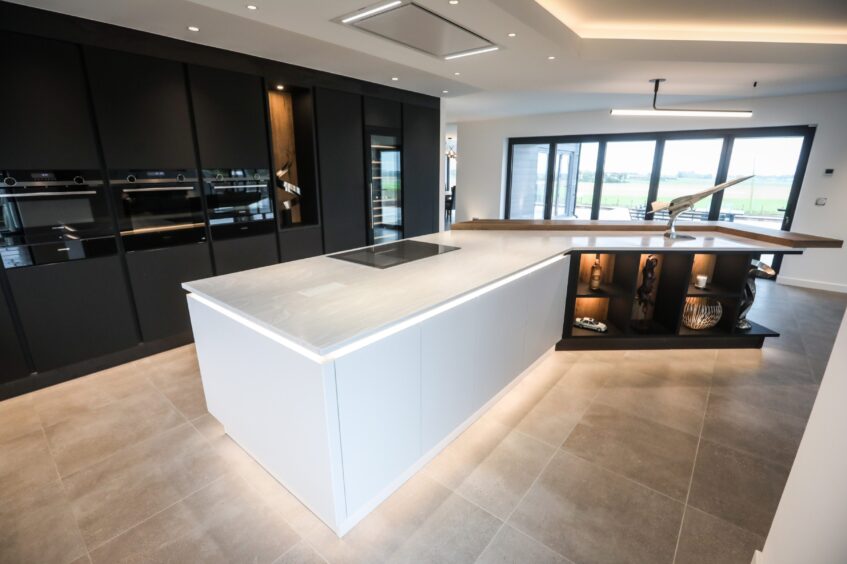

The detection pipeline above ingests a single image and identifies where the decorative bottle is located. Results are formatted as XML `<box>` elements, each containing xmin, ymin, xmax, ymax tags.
<box><xmin>589</xmin><ymin>255</ymin><xmax>603</xmax><ymax>291</ymax></box>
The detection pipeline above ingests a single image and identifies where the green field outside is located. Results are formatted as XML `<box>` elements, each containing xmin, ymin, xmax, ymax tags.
<box><xmin>570</xmin><ymin>177</ymin><xmax>791</xmax><ymax>217</ymax></box>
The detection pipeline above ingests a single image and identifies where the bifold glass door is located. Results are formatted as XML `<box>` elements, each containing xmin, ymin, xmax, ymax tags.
<box><xmin>506</xmin><ymin>128</ymin><xmax>811</xmax><ymax>266</ymax></box>
<box><xmin>368</xmin><ymin>133</ymin><xmax>402</xmax><ymax>244</ymax></box>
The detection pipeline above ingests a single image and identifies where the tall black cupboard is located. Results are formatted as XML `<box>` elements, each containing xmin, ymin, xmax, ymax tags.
<box><xmin>187</xmin><ymin>65</ymin><xmax>279</xmax><ymax>275</ymax></box>
<box><xmin>85</xmin><ymin>47</ymin><xmax>213</xmax><ymax>342</ymax></box>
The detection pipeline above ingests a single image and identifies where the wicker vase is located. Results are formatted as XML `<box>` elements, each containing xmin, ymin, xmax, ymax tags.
<box><xmin>682</xmin><ymin>297</ymin><xmax>723</xmax><ymax>330</ymax></box>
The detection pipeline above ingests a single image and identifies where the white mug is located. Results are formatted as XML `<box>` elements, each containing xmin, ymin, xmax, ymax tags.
<box><xmin>695</xmin><ymin>274</ymin><xmax>708</xmax><ymax>289</ymax></box>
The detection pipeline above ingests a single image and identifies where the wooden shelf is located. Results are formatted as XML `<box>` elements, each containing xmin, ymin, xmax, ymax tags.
<box><xmin>571</xmin><ymin>320</ymin><xmax>623</xmax><ymax>338</ymax></box>
<box><xmin>576</xmin><ymin>281</ymin><xmax>627</xmax><ymax>298</ymax></box>
<box><xmin>686</xmin><ymin>284</ymin><xmax>741</xmax><ymax>298</ymax></box>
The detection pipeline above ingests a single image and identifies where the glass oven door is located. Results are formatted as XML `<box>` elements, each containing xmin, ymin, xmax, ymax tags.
<box><xmin>203</xmin><ymin>168</ymin><xmax>274</xmax><ymax>239</ymax></box>
<box><xmin>0</xmin><ymin>170</ymin><xmax>116</xmax><ymax>268</ymax></box>
<box><xmin>111</xmin><ymin>170</ymin><xmax>206</xmax><ymax>252</ymax></box>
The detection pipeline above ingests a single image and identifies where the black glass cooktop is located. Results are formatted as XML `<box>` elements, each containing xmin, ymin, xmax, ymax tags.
<box><xmin>330</xmin><ymin>240</ymin><xmax>460</xmax><ymax>269</ymax></box>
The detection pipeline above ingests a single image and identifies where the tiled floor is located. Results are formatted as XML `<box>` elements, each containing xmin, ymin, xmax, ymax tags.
<box><xmin>1</xmin><ymin>281</ymin><xmax>845</xmax><ymax>564</ymax></box>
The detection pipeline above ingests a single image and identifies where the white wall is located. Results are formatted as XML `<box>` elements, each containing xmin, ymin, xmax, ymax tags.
<box><xmin>756</xmin><ymin>309</ymin><xmax>847</xmax><ymax>564</ymax></box>
<box><xmin>455</xmin><ymin>91</ymin><xmax>847</xmax><ymax>292</ymax></box>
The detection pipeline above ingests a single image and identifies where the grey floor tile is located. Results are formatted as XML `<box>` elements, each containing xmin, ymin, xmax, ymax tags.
<box><xmin>0</xmin><ymin>394</ymin><xmax>41</xmax><ymax>444</ymax></box>
<box><xmin>304</xmin><ymin>473</ymin><xmax>502</xmax><ymax>564</ymax></box>
<box><xmin>63</xmin><ymin>423</ymin><xmax>228</xmax><ymax>549</ymax></box>
<box><xmin>563</xmin><ymin>403</ymin><xmax>699</xmax><ymax>500</ymax></box>
<box><xmin>0</xmin><ymin>479</ymin><xmax>87</xmax><ymax>564</ymax></box>
<box><xmin>594</xmin><ymin>368</ymin><xmax>710</xmax><ymax>436</ymax></box>
<box><xmin>274</xmin><ymin>541</ymin><xmax>328</xmax><ymax>564</ymax></box>
<box><xmin>509</xmin><ymin>451</ymin><xmax>683</xmax><ymax>564</ymax></box>
<box><xmin>707</xmin><ymin>383</ymin><xmax>818</xmax><ymax>421</ymax></box>
<box><xmin>476</xmin><ymin>524</ymin><xmax>571</xmax><ymax>564</ymax></box>
<box><xmin>0</xmin><ymin>428</ymin><xmax>59</xmax><ymax>498</ymax></box>
<box><xmin>45</xmin><ymin>386</ymin><xmax>186</xmax><ymax>477</ymax></box>
<box><xmin>89</xmin><ymin>473</ymin><xmax>299</xmax><ymax>564</ymax></box>
<box><xmin>674</xmin><ymin>507</ymin><xmax>764</xmax><ymax>564</ymax></box>
<box><xmin>453</xmin><ymin>426</ymin><xmax>555</xmax><ymax>519</ymax></box>
<box><xmin>147</xmin><ymin>345</ymin><xmax>208</xmax><ymax>420</ymax></box>
<box><xmin>701</xmin><ymin>393</ymin><xmax>807</xmax><ymax>468</ymax></box>
<box><xmin>688</xmin><ymin>440</ymin><xmax>789</xmax><ymax>537</ymax></box>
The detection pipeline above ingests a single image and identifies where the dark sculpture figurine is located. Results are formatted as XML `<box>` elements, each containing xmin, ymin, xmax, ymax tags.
<box><xmin>737</xmin><ymin>259</ymin><xmax>776</xmax><ymax>330</ymax></box>
<box><xmin>633</xmin><ymin>254</ymin><xmax>659</xmax><ymax>331</ymax></box>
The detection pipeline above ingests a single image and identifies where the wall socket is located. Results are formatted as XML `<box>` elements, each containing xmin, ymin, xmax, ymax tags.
<box><xmin>815</xmin><ymin>197</ymin><xmax>828</xmax><ymax>206</ymax></box>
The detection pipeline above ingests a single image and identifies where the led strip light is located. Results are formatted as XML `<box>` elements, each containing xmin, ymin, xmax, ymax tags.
<box><xmin>188</xmin><ymin>253</ymin><xmax>566</xmax><ymax>363</ymax></box>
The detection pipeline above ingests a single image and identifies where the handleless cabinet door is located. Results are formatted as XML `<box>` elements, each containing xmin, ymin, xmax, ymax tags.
<box><xmin>0</xmin><ymin>33</ymin><xmax>100</xmax><ymax>169</ymax></box>
<box><xmin>187</xmin><ymin>65</ymin><xmax>269</xmax><ymax>169</ymax></box>
<box><xmin>402</xmin><ymin>104</ymin><xmax>440</xmax><ymax>237</ymax></box>
<box><xmin>84</xmin><ymin>47</ymin><xmax>196</xmax><ymax>169</ymax></box>
<box><xmin>125</xmin><ymin>244</ymin><xmax>213</xmax><ymax>342</ymax></box>
<box><xmin>314</xmin><ymin>88</ymin><xmax>366</xmax><ymax>253</ymax></box>
<box><xmin>6</xmin><ymin>257</ymin><xmax>139</xmax><ymax>373</ymax></box>
<box><xmin>363</xmin><ymin>96</ymin><xmax>401</xmax><ymax>129</ymax></box>
<box><xmin>0</xmin><ymin>283</ymin><xmax>31</xmax><ymax>385</ymax></box>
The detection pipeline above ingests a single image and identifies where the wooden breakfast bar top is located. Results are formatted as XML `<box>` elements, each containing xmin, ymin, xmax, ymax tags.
<box><xmin>451</xmin><ymin>219</ymin><xmax>844</xmax><ymax>249</ymax></box>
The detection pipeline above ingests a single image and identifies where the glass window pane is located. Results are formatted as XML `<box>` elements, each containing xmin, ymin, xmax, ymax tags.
<box><xmin>598</xmin><ymin>140</ymin><xmax>655</xmax><ymax>220</ymax></box>
<box><xmin>654</xmin><ymin>139</ymin><xmax>724</xmax><ymax>221</ymax></box>
<box><xmin>551</xmin><ymin>142</ymin><xmax>598</xmax><ymax>220</ymax></box>
<box><xmin>722</xmin><ymin>136</ymin><xmax>803</xmax><ymax>230</ymax></box>
<box><xmin>508</xmin><ymin>143</ymin><xmax>549</xmax><ymax>219</ymax></box>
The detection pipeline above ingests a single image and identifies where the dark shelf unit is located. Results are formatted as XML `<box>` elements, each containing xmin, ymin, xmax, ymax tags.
<box><xmin>559</xmin><ymin>250</ymin><xmax>778</xmax><ymax>350</ymax></box>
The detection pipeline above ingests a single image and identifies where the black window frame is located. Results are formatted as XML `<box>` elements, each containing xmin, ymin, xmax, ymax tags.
<box><xmin>505</xmin><ymin>125</ymin><xmax>816</xmax><ymax>230</ymax></box>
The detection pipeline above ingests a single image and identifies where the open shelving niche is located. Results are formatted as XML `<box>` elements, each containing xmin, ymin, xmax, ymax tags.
<box><xmin>561</xmin><ymin>251</ymin><xmax>779</xmax><ymax>349</ymax></box>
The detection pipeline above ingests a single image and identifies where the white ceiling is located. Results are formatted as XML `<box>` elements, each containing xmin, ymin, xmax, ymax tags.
<box><xmin>10</xmin><ymin>0</ymin><xmax>847</xmax><ymax>122</ymax></box>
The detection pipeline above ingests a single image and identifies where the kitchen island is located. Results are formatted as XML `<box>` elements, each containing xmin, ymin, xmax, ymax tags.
<box><xmin>183</xmin><ymin>223</ymin><xmax>839</xmax><ymax>536</ymax></box>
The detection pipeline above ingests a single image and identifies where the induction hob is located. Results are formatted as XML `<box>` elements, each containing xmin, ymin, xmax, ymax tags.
<box><xmin>329</xmin><ymin>240</ymin><xmax>459</xmax><ymax>269</ymax></box>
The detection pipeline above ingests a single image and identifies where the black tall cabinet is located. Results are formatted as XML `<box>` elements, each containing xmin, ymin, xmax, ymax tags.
<box><xmin>403</xmin><ymin>104</ymin><xmax>440</xmax><ymax>237</ymax></box>
<box><xmin>187</xmin><ymin>65</ymin><xmax>279</xmax><ymax>274</ymax></box>
<box><xmin>85</xmin><ymin>47</ymin><xmax>213</xmax><ymax>342</ymax></box>
<box><xmin>0</xmin><ymin>281</ymin><xmax>30</xmax><ymax>385</ymax></box>
<box><xmin>315</xmin><ymin>88</ymin><xmax>368</xmax><ymax>253</ymax></box>
<box><xmin>0</xmin><ymin>35</ymin><xmax>140</xmax><ymax>376</ymax></box>
<box><xmin>0</xmin><ymin>33</ymin><xmax>100</xmax><ymax>169</ymax></box>
<box><xmin>84</xmin><ymin>47</ymin><xmax>197</xmax><ymax>169</ymax></box>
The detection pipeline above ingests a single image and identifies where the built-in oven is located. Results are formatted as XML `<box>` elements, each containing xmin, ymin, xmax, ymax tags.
<box><xmin>110</xmin><ymin>169</ymin><xmax>206</xmax><ymax>251</ymax></box>
<box><xmin>0</xmin><ymin>170</ymin><xmax>117</xmax><ymax>268</ymax></box>
<box><xmin>202</xmin><ymin>168</ymin><xmax>274</xmax><ymax>239</ymax></box>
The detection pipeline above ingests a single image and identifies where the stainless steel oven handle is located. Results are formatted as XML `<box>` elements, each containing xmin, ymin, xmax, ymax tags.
<box><xmin>111</xmin><ymin>177</ymin><xmax>197</xmax><ymax>185</ymax></box>
<box><xmin>0</xmin><ymin>191</ymin><xmax>97</xmax><ymax>198</ymax></box>
<box><xmin>121</xmin><ymin>186</ymin><xmax>196</xmax><ymax>193</ymax></box>
<box><xmin>210</xmin><ymin>183</ymin><xmax>268</xmax><ymax>190</ymax></box>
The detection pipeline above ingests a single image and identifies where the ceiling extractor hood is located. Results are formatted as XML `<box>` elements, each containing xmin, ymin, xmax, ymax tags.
<box><xmin>338</xmin><ymin>1</ymin><xmax>498</xmax><ymax>60</ymax></box>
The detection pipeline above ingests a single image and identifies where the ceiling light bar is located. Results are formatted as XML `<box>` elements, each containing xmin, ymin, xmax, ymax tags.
<box><xmin>611</xmin><ymin>109</ymin><xmax>752</xmax><ymax>118</ymax></box>
<box><xmin>611</xmin><ymin>78</ymin><xmax>752</xmax><ymax>118</ymax></box>
<box><xmin>341</xmin><ymin>1</ymin><xmax>402</xmax><ymax>24</ymax></box>
<box><xmin>444</xmin><ymin>45</ymin><xmax>499</xmax><ymax>60</ymax></box>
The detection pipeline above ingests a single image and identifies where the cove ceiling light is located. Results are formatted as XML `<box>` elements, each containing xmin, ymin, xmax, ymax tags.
<box><xmin>611</xmin><ymin>79</ymin><xmax>753</xmax><ymax>118</ymax></box>
<box><xmin>444</xmin><ymin>46</ymin><xmax>499</xmax><ymax>60</ymax></box>
<box><xmin>342</xmin><ymin>1</ymin><xmax>402</xmax><ymax>24</ymax></box>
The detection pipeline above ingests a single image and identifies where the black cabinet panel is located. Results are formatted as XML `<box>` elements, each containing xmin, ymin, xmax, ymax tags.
<box><xmin>280</xmin><ymin>225</ymin><xmax>324</xmax><ymax>262</ymax></box>
<box><xmin>7</xmin><ymin>257</ymin><xmax>138</xmax><ymax>373</ymax></box>
<box><xmin>212</xmin><ymin>233</ymin><xmax>278</xmax><ymax>275</ymax></box>
<box><xmin>402</xmin><ymin>104</ymin><xmax>440</xmax><ymax>237</ymax></box>
<box><xmin>364</xmin><ymin>97</ymin><xmax>401</xmax><ymax>129</ymax></box>
<box><xmin>0</xmin><ymin>283</ymin><xmax>31</xmax><ymax>384</ymax></box>
<box><xmin>0</xmin><ymin>33</ymin><xmax>100</xmax><ymax>169</ymax></box>
<box><xmin>84</xmin><ymin>47</ymin><xmax>196</xmax><ymax>169</ymax></box>
<box><xmin>188</xmin><ymin>65</ymin><xmax>269</xmax><ymax>169</ymax></box>
<box><xmin>126</xmin><ymin>244</ymin><xmax>213</xmax><ymax>342</ymax></box>
<box><xmin>315</xmin><ymin>88</ymin><xmax>367</xmax><ymax>253</ymax></box>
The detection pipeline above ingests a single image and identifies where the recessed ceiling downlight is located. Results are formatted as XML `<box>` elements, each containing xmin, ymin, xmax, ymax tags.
<box><xmin>391</xmin><ymin>77</ymin><xmax>399</xmax><ymax>81</ymax></box>
<box><xmin>187</xmin><ymin>25</ymin><xmax>200</xmax><ymax>32</ymax></box>
<box><xmin>275</xmin><ymin>84</ymin><xmax>285</xmax><ymax>90</ymax></box>
<box><xmin>246</xmin><ymin>4</ymin><xmax>257</xmax><ymax>10</ymax></box>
